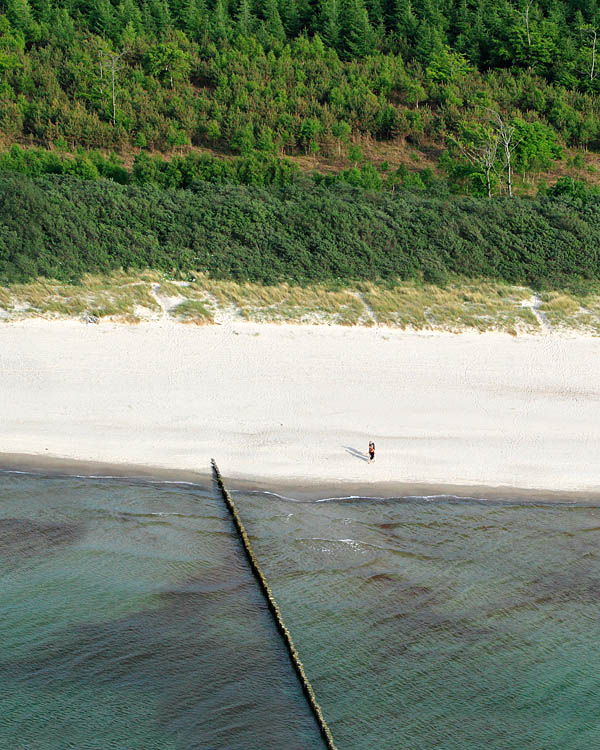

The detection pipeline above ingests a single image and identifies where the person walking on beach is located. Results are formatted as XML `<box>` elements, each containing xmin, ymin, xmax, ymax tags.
<box><xmin>368</xmin><ymin>441</ymin><xmax>375</xmax><ymax>463</ymax></box>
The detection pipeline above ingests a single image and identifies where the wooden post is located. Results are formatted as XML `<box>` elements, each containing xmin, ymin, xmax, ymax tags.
<box><xmin>211</xmin><ymin>459</ymin><xmax>338</xmax><ymax>750</ymax></box>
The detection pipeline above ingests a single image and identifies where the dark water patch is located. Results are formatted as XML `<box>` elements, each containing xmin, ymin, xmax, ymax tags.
<box><xmin>0</xmin><ymin>474</ymin><xmax>324</xmax><ymax>750</ymax></box>
<box><xmin>526</xmin><ymin>569</ymin><xmax>600</xmax><ymax>606</ymax></box>
<box><xmin>364</xmin><ymin>571</ymin><xmax>396</xmax><ymax>582</ymax></box>
<box><xmin>372</xmin><ymin>595</ymin><xmax>498</xmax><ymax>647</ymax></box>
<box><xmin>160</xmin><ymin>568</ymin><xmax>250</xmax><ymax>597</ymax></box>
<box><xmin>1</xmin><ymin>568</ymin><xmax>321</xmax><ymax>749</ymax></box>
<box><xmin>0</xmin><ymin>517</ymin><xmax>84</xmax><ymax>557</ymax></box>
<box><xmin>360</xmin><ymin>571</ymin><xmax>438</xmax><ymax>601</ymax></box>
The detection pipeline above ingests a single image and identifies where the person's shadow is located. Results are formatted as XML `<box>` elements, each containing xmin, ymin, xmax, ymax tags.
<box><xmin>343</xmin><ymin>446</ymin><xmax>369</xmax><ymax>463</ymax></box>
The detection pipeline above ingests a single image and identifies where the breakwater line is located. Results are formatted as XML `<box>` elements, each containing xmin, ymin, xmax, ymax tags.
<box><xmin>211</xmin><ymin>459</ymin><xmax>338</xmax><ymax>750</ymax></box>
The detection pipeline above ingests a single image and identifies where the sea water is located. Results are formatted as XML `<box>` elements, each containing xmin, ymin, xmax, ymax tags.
<box><xmin>1</xmin><ymin>472</ymin><xmax>599</xmax><ymax>749</ymax></box>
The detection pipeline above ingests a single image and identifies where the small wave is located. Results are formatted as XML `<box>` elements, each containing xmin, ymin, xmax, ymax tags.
<box><xmin>404</xmin><ymin>493</ymin><xmax>474</xmax><ymax>501</ymax></box>
<box><xmin>0</xmin><ymin>469</ymin><xmax>39</xmax><ymax>476</ymax></box>
<box><xmin>76</xmin><ymin>474</ymin><xmax>123</xmax><ymax>480</ymax></box>
<box><xmin>0</xmin><ymin>468</ymin><xmax>210</xmax><ymax>492</ymax></box>
<box><xmin>233</xmin><ymin>488</ymin><xmax>304</xmax><ymax>502</ymax></box>
<box><xmin>301</xmin><ymin>536</ymin><xmax>360</xmax><ymax>544</ymax></box>
<box><xmin>118</xmin><ymin>511</ymin><xmax>196</xmax><ymax>519</ymax></box>
<box><xmin>315</xmin><ymin>495</ymin><xmax>386</xmax><ymax>503</ymax></box>
<box><xmin>150</xmin><ymin>480</ymin><xmax>204</xmax><ymax>487</ymax></box>
<box><xmin>317</xmin><ymin>493</ymin><xmax>600</xmax><ymax>508</ymax></box>
<box><xmin>299</xmin><ymin>536</ymin><xmax>393</xmax><ymax>552</ymax></box>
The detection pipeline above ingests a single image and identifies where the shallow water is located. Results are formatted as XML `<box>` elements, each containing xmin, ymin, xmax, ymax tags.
<box><xmin>1</xmin><ymin>473</ymin><xmax>599</xmax><ymax>749</ymax></box>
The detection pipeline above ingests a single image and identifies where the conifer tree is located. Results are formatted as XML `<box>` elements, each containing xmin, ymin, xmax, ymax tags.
<box><xmin>393</xmin><ymin>0</ymin><xmax>417</xmax><ymax>40</ymax></box>
<box><xmin>341</xmin><ymin>0</ymin><xmax>376</xmax><ymax>58</ymax></box>
<box><xmin>264</xmin><ymin>0</ymin><xmax>285</xmax><ymax>41</ymax></box>
<box><xmin>149</xmin><ymin>0</ymin><xmax>172</xmax><ymax>35</ymax></box>
<box><xmin>294</xmin><ymin>0</ymin><xmax>313</xmax><ymax>32</ymax></box>
<box><xmin>236</xmin><ymin>0</ymin><xmax>253</xmax><ymax>36</ymax></box>
<box><xmin>414</xmin><ymin>19</ymin><xmax>444</xmax><ymax>64</ymax></box>
<box><xmin>50</xmin><ymin>6</ymin><xmax>75</xmax><ymax>43</ymax></box>
<box><xmin>365</xmin><ymin>0</ymin><xmax>383</xmax><ymax>29</ymax></box>
<box><xmin>212</xmin><ymin>0</ymin><xmax>231</xmax><ymax>38</ymax></box>
<box><xmin>5</xmin><ymin>0</ymin><xmax>32</xmax><ymax>33</ymax></box>
<box><xmin>283</xmin><ymin>0</ymin><xmax>302</xmax><ymax>37</ymax></box>
<box><xmin>90</xmin><ymin>0</ymin><xmax>115</xmax><ymax>39</ymax></box>
<box><xmin>117</xmin><ymin>0</ymin><xmax>144</xmax><ymax>35</ymax></box>
<box><xmin>168</xmin><ymin>0</ymin><xmax>189</xmax><ymax>30</ymax></box>
<box><xmin>27</xmin><ymin>0</ymin><xmax>51</xmax><ymax>24</ymax></box>
<box><xmin>320</xmin><ymin>0</ymin><xmax>342</xmax><ymax>49</ymax></box>
<box><xmin>182</xmin><ymin>0</ymin><xmax>207</xmax><ymax>39</ymax></box>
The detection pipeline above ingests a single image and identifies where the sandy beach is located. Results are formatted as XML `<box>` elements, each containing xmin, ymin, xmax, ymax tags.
<box><xmin>1</xmin><ymin>317</ymin><xmax>599</xmax><ymax>495</ymax></box>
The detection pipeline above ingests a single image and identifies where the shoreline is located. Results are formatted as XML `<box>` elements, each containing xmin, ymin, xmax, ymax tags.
<box><xmin>3</xmin><ymin>452</ymin><xmax>600</xmax><ymax>505</ymax></box>
<box><xmin>2</xmin><ymin>318</ymin><xmax>600</xmax><ymax>497</ymax></box>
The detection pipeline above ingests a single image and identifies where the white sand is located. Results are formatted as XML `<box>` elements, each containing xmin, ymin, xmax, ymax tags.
<box><xmin>1</xmin><ymin>318</ymin><xmax>599</xmax><ymax>494</ymax></box>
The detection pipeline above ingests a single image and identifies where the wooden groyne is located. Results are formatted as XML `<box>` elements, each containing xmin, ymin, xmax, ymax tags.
<box><xmin>211</xmin><ymin>459</ymin><xmax>337</xmax><ymax>750</ymax></box>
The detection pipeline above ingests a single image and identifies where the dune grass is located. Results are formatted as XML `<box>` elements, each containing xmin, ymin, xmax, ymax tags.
<box><xmin>0</xmin><ymin>284</ymin><xmax>11</xmax><ymax>310</ymax></box>
<box><xmin>203</xmin><ymin>279</ymin><xmax>367</xmax><ymax>326</ymax></box>
<box><xmin>159</xmin><ymin>275</ymin><xmax>368</xmax><ymax>326</ymax></box>
<box><xmin>3</xmin><ymin>272</ymin><xmax>161</xmax><ymax>321</ymax></box>
<box><xmin>539</xmin><ymin>285</ymin><xmax>600</xmax><ymax>334</ymax></box>
<box><xmin>2</xmin><ymin>270</ymin><xmax>600</xmax><ymax>334</ymax></box>
<box><xmin>359</xmin><ymin>280</ymin><xmax>540</xmax><ymax>334</ymax></box>
<box><xmin>170</xmin><ymin>298</ymin><xmax>214</xmax><ymax>324</ymax></box>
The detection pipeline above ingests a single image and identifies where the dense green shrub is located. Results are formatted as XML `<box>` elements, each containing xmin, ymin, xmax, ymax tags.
<box><xmin>1</xmin><ymin>172</ymin><xmax>600</xmax><ymax>287</ymax></box>
<box><xmin>0</xmin><ymin>144</ymin><xmax>453</xmax><ymax>193</ymax></box>
<box><xmin>546</xmin><ymin>176</ymin><xmax>600</xmax><ymax>204</ymax></box>
<box><xmin>0</xmin><ymin>145</ymin><xmax>129</xmax><ymax>183</ymax></box>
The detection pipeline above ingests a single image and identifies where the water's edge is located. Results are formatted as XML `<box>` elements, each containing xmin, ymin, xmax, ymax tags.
<box><xmin>2</xmin><ymin>451</ymin><xmax>600</xmax><ymax>505</ymax></box>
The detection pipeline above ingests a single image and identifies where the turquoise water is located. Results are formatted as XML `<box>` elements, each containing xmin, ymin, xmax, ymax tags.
<box><xmin>1</xmin><ymin>473</ymin><xmax>599</xmax><ymax>748</ymax></box>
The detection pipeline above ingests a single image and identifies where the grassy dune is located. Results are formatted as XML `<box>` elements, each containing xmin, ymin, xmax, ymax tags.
<box><xmin>2</xmin><ymin>272</ymin><xmax>600</xmax><ymax>335</ymax></box>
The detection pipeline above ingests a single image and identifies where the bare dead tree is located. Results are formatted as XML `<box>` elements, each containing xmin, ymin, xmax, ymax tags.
<box><xmin>103</xmin><ymin>50</ymin><xmax>127</xmax><ymax>125</ymax></box>
<box><xmin>456</xmin><ymin>134</ymin><xmax>500</xmax><ymax>199</ymax></box>
<box><xmin>579</xmin><ymin>26</ymin><xmax>599</xmax><ymax>80</ymax></box>
<box><xmin>85</xmin><ymin>39</ymin><xmax>106</xmax><ymax>95</ymax></box>
<box><xmin>522</xmin><ymin>0</ymin><xmax>534</xmax><ymax>50</ymax></box>
<box><xmin>98</xmin><ymin>52</ymin><xmax>104</xmax><ymax>94</ymax></box>
<box><xmin>487</xmin><ymin>109</ymin><xmax>520</xmax><ymax>198</ymax></box>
